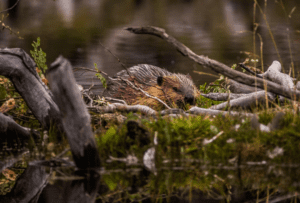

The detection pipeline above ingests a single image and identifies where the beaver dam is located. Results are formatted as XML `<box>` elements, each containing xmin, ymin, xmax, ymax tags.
<box><xmin>1</xmin><ymin>24</ymin><xmax>300</xmax><ymax>202</ymax></box>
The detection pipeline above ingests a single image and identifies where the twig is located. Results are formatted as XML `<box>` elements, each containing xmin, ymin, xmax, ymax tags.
<box><xmin>98</xmin><ymin>42</ymin><xmax>132</xmax><ymax>78</ymax></box>
<box><xmin>73</xmin><ymin>66</ymin><xmax>109</xmax><ymax>77</ymax></box>
<box><xmin>203</xmin><ymin>131</ymin><xmax>224</xmax><ymax>145</ymax></box>
<box><xmin>102</xmin><ymin>97</ymin><xmax>127</xmax><ymax>105</ymax></box>
<box><xmin>122</xmin><ymin>78</ymin><xmax>171</xmax><ymax>109</ymax></box>
<box><xmin>0</xmin><ymin>0</ymin><xmax>20</xmax><ymax>14</ymax></box>
<box><xmin>239</xmin><ymin>63</ymin><xmax>263</xmax><ymax>78</ymax></box>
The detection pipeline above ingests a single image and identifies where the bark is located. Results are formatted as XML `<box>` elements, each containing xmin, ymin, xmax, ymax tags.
<box><xmin>47</xmin><ymin>56</ymin><xmax>101</xmax><ymax>169</ymax></box>
<box><xmin>88</xmin><ymin>103</ymin><xmax>158</xmax><ymax>116</ymax></box>
<box><xmin>209</xmin><ymin>91</ymin><xmax>276</xmax><ymax>110</ymax></box>
<box><xmin>0</xmin><ymin>112</ymin><xmax>40</xmax><ymax>144</ymax></box>
<box><xmin>188</xmin><ymin>106</ymin><xmax>253</xmax><ymax>117</ymax></box>
<box><xmin>0</xmin><ymin>48</ymin><xmax>61</xmax><ymax>131</ymax></box>
<box><xmin>239</xmin><ymin>63</ymin><xmax>263</xmax><ymax>78</ymax></box>
<box><xmin>226</xmin><ymin>79</ymin><xmax>263</xmax><ymax>94</ymax></box>
<box><xmin>126</xmin><ymin>26</ymin><xmax>300</xmax><ymax>100</ymax></box>
<box><xmin>258</xmin><ymin>61</ymin><xmax>294</xmax><ymax>89</ymax></box>
<box><xmin>201</xmin><ymin>92</ymin><xmax>249</xmax><ymax>101</ymax></box>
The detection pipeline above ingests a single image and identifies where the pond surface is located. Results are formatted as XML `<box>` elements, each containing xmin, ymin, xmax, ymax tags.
<box><xmin>1</xmin><ymin>0</ymin><xmax>300</xmax><ymax>89</ymax></box>
<box><xmin>1</xmin><ymin>0</ymin><xmax>300</xmax><ymax>202</ymax></box>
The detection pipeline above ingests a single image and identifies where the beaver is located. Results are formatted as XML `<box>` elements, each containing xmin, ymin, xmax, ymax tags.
<box><xmin>102</xmin><ymin>64</ymin><xmax>199</xmax><ymax>110</ymax></box>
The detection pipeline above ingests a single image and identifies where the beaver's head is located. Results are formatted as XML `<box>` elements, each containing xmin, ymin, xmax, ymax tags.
<box><xmin>157</xmin><ymin>74</ymin><xmax>199</xmax><ymax>109</ymax></box>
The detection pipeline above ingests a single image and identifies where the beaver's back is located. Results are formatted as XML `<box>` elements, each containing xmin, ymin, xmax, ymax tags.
<box><xmin>103</xmin><ymin>64</ymin><xmax>199</xmax><ymax>110</ymax></box>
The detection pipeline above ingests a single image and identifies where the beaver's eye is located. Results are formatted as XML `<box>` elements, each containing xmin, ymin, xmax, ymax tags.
<box><xmin>173</xmin><ymin>87</ymin><xmax>179</xmax><ymax>92</ymax></box>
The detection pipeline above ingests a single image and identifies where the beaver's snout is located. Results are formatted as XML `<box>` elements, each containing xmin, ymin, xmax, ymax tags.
<box><xmin>184</xmin><ymin>95</ymin><xmax>195</xmax><ymax>105</ymax></box>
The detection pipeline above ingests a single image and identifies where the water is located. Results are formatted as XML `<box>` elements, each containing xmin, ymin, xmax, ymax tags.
<box><xmin>1</xmin><ymin>0</ymin><xmax>300</xmax><ymax>90</ymax></box>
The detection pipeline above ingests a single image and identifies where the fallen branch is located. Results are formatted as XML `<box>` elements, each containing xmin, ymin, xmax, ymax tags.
<box><xmin>125</xmin><ymin>26</ymin><xmax>300</xmax><ymax>100</ymax></box>
<box><xmin>257</xmin><ymin>61</ymin><xmax>294</xmax><ymax>89</ymax></box>
<box><xmin>209</xmin><ymin>91</ymin><xmax>275</xmax><ymax>110</ymax></box>
<box><xmin>88</xmin><ymin>103</ymin><xmax>158</xmax><ymax>116</ymax></box>
<box><xmin>188</xmin><ymin>106</ymin><xmax>254</xmax><ymax>117</ymax></box>
<box><xmin>226</xmin><ymin>79</ymin><xmax>263</xmax><ymax>94</ymax></box>
<box><xmin>201</xmin><ymin>92</ymin><xmax>249</xmax><ymax>101</ymax></box>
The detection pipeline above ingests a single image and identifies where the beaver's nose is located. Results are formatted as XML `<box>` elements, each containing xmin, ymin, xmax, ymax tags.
<box><xmin>184</xmin><ymin>95</ymin><xmax>195</xmax><ymax>105</ymax></box>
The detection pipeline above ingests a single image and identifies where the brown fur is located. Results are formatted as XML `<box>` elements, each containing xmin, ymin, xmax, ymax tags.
<box><xmin>103</xmin><ymin>64</ymin><xmax>199</xmax><ymax>110</ymax></box>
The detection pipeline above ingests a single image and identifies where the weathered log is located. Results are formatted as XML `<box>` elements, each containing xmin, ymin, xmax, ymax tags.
<box><xmin>258</xmin><ymin>61</ymin><xmax>294</xmax><ymax>89</ymax></box>
<box><xmin>47</xmin><ymin>56</ymin><xmax>101</xmax><ymax>169</ymax></box>
<box><xmin>88</xmin><ymin>103</ymin><xmax>158</xmax><ymax>116</ymax></box>
<box><xmin>226</xmin><ymin>79</ymin><xmax>263</xmax><ymax>94</ymax></box>
<box><xmin>0</xmin><ymin>112</ymin><xmax>39</xmax><ymax>144</ymax></box>
<box><xmin>0</xmin><ymin>48</ymin><xmax>62</xmax><ymax>131</ymax></box>
<box><xmin>201</xmin><ymin>92</ymin><xmax>249</xmax><ymax>101</ymax></box>
<box><xmin>126</xmin><ymin>26</ymin><xmax>300</xmax><ymax>100</ymax></box>
<box><xmin>209</xmin><ymin>91</ymin><xmax>276</xmax><ymax>110</ymax></box>
<box><xmin>188</xmin><ymin>106</ymin><xmax>253</xmax><ymax>117</ymax></box>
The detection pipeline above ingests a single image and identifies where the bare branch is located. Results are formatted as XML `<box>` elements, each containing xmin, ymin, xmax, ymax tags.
<box><xmin>0</xmin><ymin>0</ymin><xmax>20</xmax><ymax>14</ymax></box>
<box><xmin>125</xmin><ymin>26</ymin><xmax>300</xmax><ymax>100</ymax></box>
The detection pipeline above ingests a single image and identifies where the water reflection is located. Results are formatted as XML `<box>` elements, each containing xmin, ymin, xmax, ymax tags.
<box><xmin>1</xmin><ymin>155</ymin><xmax>300</xmax><ymax>202</ymax></box>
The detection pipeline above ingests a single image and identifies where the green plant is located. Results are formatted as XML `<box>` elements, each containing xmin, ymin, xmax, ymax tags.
<box><xmin>30</xmin><ymin>37</ymin><xmax>47</xmax><ymax>75</ymax></box>
<box><xmin>94</xmin><ymin>63</ymin><xmax>107</xmax><ymax>89</ymax></box>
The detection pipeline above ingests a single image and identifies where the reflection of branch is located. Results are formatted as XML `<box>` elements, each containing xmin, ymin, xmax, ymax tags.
<box><xmin>126</xmin><ymin>26</ymin><xmax>300</xmax><ymax>100</ymax></box>
<box><xmin>0</xmin><ymin>0</ymin><xmax>20</xmax><ymax>14</ymax></box>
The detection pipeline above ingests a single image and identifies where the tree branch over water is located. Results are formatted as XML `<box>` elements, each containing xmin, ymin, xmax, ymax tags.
<box><xmin>125</xmin><ymin>26</ymin><xmax>300</xmax><ymax>100</ymax></box>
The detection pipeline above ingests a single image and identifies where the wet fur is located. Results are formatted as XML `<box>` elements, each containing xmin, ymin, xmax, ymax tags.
<box><xmin>103</xmin><ymin>64</ymin><xmax>199</xmax><ymax>110</ymax></box>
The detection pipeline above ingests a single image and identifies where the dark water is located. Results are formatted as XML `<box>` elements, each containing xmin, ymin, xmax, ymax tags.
<box><xmin>1</xmin><ymin>0</ymin><xmax>300</xmax><ymax>90</ymax></box>
<box><xmin>1</xmin><ymin>0</ymin><xmax>300</xmax><ymax>202</ymax></box>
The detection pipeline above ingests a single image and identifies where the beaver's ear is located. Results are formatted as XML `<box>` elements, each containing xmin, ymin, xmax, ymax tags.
<box><xmin>186</xmin><ymin>73</ymin><xmax>192</xmax><ymax>79</ymax></box>
<box><xmin>157</xmin><ymin>76</ymin><xmax>164</xmax><ymax>86</ymax></box>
